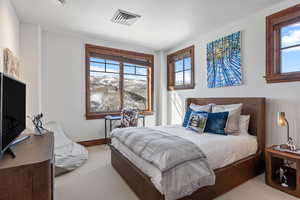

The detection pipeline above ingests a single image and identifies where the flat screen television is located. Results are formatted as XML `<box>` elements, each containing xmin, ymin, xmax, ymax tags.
<box><xmin>0</xmin><ymin>73</ymin><xmax>26</xmax><ymax>158</ymax></box>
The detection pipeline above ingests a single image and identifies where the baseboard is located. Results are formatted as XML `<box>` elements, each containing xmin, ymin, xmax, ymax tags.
<box><xmin>77</xmin><ymin>138</ymin><xmax>109</xmax><ymax>147</ymax></box>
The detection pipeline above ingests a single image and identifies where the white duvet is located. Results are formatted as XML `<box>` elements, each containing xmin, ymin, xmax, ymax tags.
<box><xmin>111</xmin><ymin>125</ymin><xmax>257</xmax><ymax>193</ymax></box>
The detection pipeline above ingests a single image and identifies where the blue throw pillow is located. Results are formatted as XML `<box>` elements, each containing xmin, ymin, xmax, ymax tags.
<box><xmin>182</xmin><ymin>107</ymin><xmax>193</xmax><ymax>127</ymax></box>
<box><xmin>204</xmin><ymin>112</ymin><xmax>229</xmax><ymax>135</ymax></box>
<box><xmin>182</xmin><ymin>104</ymin><xmax>212</xmax><ymax>127</ymax></box>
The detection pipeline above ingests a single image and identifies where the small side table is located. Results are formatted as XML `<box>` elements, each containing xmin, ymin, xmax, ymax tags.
<box><xmin>266</xmin><ymin>145</ymin><xmax>300</xmax><ymax>198</ymax></box>
<box><xmin>104</xmin><ymin>115</ymin><xmax>145</xmax><ymax>141</ymax></box>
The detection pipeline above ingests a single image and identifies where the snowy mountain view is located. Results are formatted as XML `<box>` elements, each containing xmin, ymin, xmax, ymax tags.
<box><xmin>90</xmin><ymin>74</ymin><xmax>147</xmax><ymax>112</ymax></box>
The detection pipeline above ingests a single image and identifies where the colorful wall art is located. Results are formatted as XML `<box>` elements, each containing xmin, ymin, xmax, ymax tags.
<box><xmin>207</xmin><ymin>31</ymin><xmax>242</xmax><ymax>88</ymax></box>
<box><xmin>3</xmin><ymin>48</ymin><xmax>20</xmax><ymax>79</ymax></box>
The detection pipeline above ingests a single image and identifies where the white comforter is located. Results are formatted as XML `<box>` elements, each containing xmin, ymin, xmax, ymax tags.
<box><xmin>111</xmin><ymin>125</ymin><xmax>257</xmax><ymax>193</ymax></box>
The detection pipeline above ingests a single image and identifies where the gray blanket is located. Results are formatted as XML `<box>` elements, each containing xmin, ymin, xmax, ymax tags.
<box><xmin>111</xmin><ymin>127</ymin><xmax>215</xmax><ymax>200</ymax></box>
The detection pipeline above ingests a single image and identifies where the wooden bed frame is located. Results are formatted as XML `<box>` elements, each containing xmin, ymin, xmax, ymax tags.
<box><xmin>111</xmin><ymin>97</ymin><xmax>266</xmax><ymax>200</ymax></box>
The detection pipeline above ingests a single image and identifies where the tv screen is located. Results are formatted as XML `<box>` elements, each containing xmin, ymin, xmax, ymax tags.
<box><xmin>0</xmin><ymin>73</ymin><xmax>26</xmax><ymax>152</ymax></box>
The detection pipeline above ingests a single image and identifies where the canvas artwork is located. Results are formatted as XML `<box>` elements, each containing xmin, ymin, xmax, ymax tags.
<box><xmin>207</xmin><ymin>31</ymin><xmax>242</xmax><ymax>88</ymax></box>
<box><xmin>3</xmin><ymin>48</ymin><xmax>20</xmax><ymax>79</ymax></box>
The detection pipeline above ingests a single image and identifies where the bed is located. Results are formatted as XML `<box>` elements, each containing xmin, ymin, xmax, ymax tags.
<box><xmin>110</xmin><ymin>97</ymin><xmax>266</xmax><ymax>200</ymax></box>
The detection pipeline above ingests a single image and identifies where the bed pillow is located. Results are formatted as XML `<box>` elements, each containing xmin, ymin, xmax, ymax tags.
<box><xmin>182</xmin><ymin>104</ymin><xmax>211</xmax><ymax>127</ymax></box>
<box><xmin>204</xmin><ymin>112</ymin><xmax>229</xmax><ymax>135</ymax></box>
<box><xmin>212</xmin><ymin>103</ymin><xmax>242</xmax><ymax>135</ymax></box>
<box><xmin>239</xmin><ymin>115</ymin><xmax>250</xmax><ymax>135</ymax></box>
<box><xmin>187</xmin><ymin>111</ymin><xmax>208</xmax><ymax>133</ymax></box>
<box><xmin>189</xmin><ymin>103</ymin><xmax>213</xmax><ymax>112</ymax></box>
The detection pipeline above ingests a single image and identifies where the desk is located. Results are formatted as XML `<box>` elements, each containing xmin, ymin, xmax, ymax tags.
<box><xmin>104</xmin><ymin>115</ymin><xmax>145</xmax><ymax>141</ymax></box>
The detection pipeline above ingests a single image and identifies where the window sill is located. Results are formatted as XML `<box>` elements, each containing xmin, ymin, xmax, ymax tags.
<box><xmin>86</xmin><ymin>111</ymin><xmax>154</xmax><ymax>120</ymax></box>
<box><xmin>168</xmin><ymin>84</ymin><xmax>195</xmax><ymax>91</ymax></box>
<box><xmin>265</xmin><ymin>72</ymin><xmax>300</xmax><ymax>83</ymax></box>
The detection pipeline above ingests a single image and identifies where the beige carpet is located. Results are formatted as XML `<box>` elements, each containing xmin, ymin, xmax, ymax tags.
<box><xmin>55</xmin><ymin>146</ymin><xmax>298</xmax><ymax>200</ymax></box>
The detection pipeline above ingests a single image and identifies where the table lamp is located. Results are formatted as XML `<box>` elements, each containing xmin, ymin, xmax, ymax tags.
<box><xmin>277</xmin><ymin>112</ymin><xmax>296</xmax><ymax>151</ymax></box>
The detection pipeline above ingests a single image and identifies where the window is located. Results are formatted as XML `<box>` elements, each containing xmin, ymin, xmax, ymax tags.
<box><xmin>266</xmin><ymin>4</ymin><xmax>300</xmax><ymax>83</ymax></box>
<box><xmin>167</xmin><ymin>46</ymin><xmax>194</xmax><ymax>90</ymax></box>
<box><xmin>281</xmin><ymin>23</ymin><xmax>300</xmax><ymax>73</ymax></box>
<box><xmin>85</xmin><ymin>44</ymin><xmax>154</xmax><ymax>119</ymax></box>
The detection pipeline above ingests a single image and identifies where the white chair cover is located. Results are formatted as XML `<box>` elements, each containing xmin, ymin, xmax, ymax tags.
<box><xmin>46</xmin><ymin>121</ymin><xmax>88</xmax><ymax>176</ymax></box>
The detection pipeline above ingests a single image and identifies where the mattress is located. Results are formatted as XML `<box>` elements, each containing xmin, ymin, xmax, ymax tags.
<box><xmin>111</xmin><ymin>125</ymin><xmax>258</xmax><ymax>193</ymax></box>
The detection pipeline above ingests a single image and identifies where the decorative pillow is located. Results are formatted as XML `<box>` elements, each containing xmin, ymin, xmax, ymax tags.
<box><xmin>204</xmin><ymin>112</ymin><xmax>229</xmax><ymax>135</ymax></box>
<box><xmin>120</xmin><ymin>108</ymin><xmax>139</xmax><ymax>128</ymax></box>
<box><xmin>239</xmin><ymin>115</ymin><xmax>250</xmax><ymax>135</ymax></box>
<box><xmin>187</xmin><ymin>111</ymin><xmax>208</xmax><ymax>133</ymax></box>
<box><xmin>189</xmin><ymin>103</ymin><xmax>213</xmax><ymax>112</ymax></box>
<box><xmin>212</xmin><ymin>103</ymin><xmax>242</xmax><ymax>134</ymax></box>
<box><xmin>182</xmin><ymin>103</ymin><xmax>212</xmax><ymax>127</ymax></box>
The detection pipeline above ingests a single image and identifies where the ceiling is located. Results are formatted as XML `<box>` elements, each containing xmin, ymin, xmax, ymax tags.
<box><xmin>12</xmin><ymin>0</ymin><xmax>283</xmax><ymax>51</ymax></box>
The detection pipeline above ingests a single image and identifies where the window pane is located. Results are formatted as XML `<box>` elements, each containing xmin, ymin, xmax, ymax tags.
<box><xmin>281</xmin><ymin>47</ymin><xmax>300</xmax><ymax>73</ymax></box>
<box><xmin>124</xmin><ymin>63</ymin><xmax>135</xmax><ymax>67</ymax></box>
<box><xmin>124</xmin><ymin>66</ymin><xmax>135</xmax><ymax>74</ymax></box>
<box><xmin>107</xmin><ymin>60</ymin><xmax>119</xmax><ymax>65</ymax></box>
<box><xmin>184</xmin><ymin>57</ymin><xmax>191</xmax><ymax>70</ymax></box>
<box><xmin>175</xmin><ymin>71</ymin><xmax>184</xmax><ymax>85</ymax></box>
<box><xmin>90</xmin><ymin>62</ymin><xmax>105</xmax><ymax>72</ymax></box>
<box><xmin>136</xmin><ymin>67</ymin><xmax>147</xmax><ymax>75</ymax></box>
<box><xmin>281</xmin><ymin>22</ymin><xmax>300</xmax><ymax>48</ymax></box>
<box><xmin>90</xmin><ymin>57</ymin><xmax>105</xmax><ymax>63</ymax></box>
<box><xmin>184</xmin><ymin>70</ymin><xmax>192</xmax><ymax>84</ymax></box>
<box><xmin>106</xmin><ymin>63</ymin><xmax>119</xmax><ymax>73</ymax></box>
<box><xmin>123</xmin><ymin>75</ymin><xmax>148</xmax><ymax>110</ymax></box>
<box><xmin>175</xmin><ymin>59</ymin><xmax>184</xmax><ymax>72</ymax></box>
<box><xmin>90</xmin><ymin>72</ymin><xmax>120</xmax><ymax>112</ymax></box>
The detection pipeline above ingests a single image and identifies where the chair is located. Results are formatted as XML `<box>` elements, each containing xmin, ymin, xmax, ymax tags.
<box><xmin>45</xmin><ymin>121</ymin><xmax>88</xmax><ymax>176</ymax></box>
<box><xmin>119</xmin><ymin>108</ymin><xmax>140</xmax><ymax>128</ymax></box>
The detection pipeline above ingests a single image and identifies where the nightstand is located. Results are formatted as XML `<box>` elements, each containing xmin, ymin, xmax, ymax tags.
<box><xmin>266</xmin><ymin>145</ymin><xmax>300</xmax><ymax>198</ymax></box>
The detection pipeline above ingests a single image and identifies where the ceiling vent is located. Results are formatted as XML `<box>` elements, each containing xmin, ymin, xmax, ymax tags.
<box><xmin>57</xmin><ymin>0</ymin><xmax>66</xmax><ymax>4</ymax></box>
<box><xmin>111</xmin><ymin>9</ymin><xmax>141</xmax><ymax>26</ymax></box>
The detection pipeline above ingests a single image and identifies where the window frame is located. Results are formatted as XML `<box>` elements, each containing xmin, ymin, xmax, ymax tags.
<box><xmin>265</xmin><ymin>4</ymin><xmax>300</xmax><ymax>83</ymax></box>
<box><xmin>85</xmin><ymin>44</ymin><xmax>154</xmax><ymax>120</ymax></box>
<box><xmin>167</xmin><ymin>45</ymin><xmax>195</xmax><ymax>90</ymax></box>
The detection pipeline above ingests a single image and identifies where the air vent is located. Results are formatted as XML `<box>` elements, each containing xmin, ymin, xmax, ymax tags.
<box><xmin>111</xmin><ymin>9</ymin><xmax>141</xmax><ymax>26</ymax></box>
<box><xmin>57</xmin><ymin>0</ymin><xmax>66</xmax><ymax>4</ymax></box>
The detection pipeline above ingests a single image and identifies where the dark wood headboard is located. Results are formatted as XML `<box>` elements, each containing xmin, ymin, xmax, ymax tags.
<box><xmin>186</xmin><ymin>97</ymin><xmax>266</xmax><ymax>153</ymax></box>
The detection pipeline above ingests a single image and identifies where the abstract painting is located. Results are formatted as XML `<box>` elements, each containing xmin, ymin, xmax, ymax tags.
<box><xmin>207</xmin><ymin>31</ymin><xmax>242</xmax><ymax>88</ymax></box>
<box><xmin>3</xmin><ymin>48</ymin><xmax>20</xmax><ymax>79</ymax></box>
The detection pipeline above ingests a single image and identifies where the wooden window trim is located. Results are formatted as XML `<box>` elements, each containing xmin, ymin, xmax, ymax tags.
<box><xmin>167</xmin><ymin>45</ymin><xmax>195</xmax><ymax>90</ymax></box>
<box><xmin>85</xmin><ymin>44</ymin><xmax>154</xmax><ymax>120</ymax></box>
<box><xmin>265</xmin><ymin>4</ymin><xmax>300</xmax><ymax>83</ymax></box>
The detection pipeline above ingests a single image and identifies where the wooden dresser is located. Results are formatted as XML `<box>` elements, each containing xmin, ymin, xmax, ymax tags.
<box><xmin>0</xmin><ymin>133</ymin><xmax>54</xmax><ymax>200</ymax></box>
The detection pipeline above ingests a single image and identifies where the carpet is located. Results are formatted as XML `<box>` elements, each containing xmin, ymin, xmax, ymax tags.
<box><xmin>55</xmin><ymin>145</ymin><xmax>298</xmax><ymax>200</ymax></box>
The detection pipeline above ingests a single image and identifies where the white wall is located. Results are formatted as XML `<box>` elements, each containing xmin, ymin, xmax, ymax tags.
<box><xmin>156</xmin><ymin>51</ymin><xmax>168</xmax><ymax>125</ymax></box>
<box><xmin>18</xmin><ymin>0</ymin><xmax>300</xmax><ymax>145</ymax></box>
<box><xmin>41</xmin><ymin>30</ymin><xmax>158</xmax><ymax>141</ymax></box>
<box><xmin>165</xmin><ymin>0</ymin><xmax>300</xmax><ymax>147</ymax></box>
<box><xmin>20</xmin><ymin>23</ymin><xmax>42</xmax><ymax>127</ymax></box>
<box><xmin>0</xmin><ymin>0</ymin><xmax>19</xmax><ymax>72</ymax></box>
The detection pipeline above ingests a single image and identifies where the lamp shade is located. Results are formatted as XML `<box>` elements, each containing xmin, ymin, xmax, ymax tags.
<box><xmin>278</xmin><ymin>112</ymin><xmax>286</xmax><ymax>127</ymax></box>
